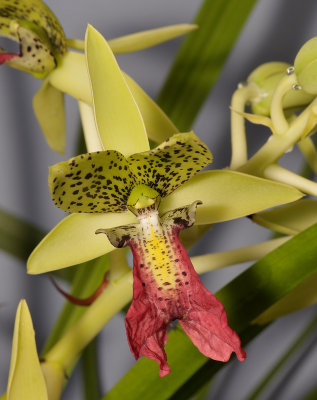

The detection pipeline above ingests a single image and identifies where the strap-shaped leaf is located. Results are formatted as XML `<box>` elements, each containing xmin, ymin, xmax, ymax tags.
<box><xmin>33</xmin><ymin>79</ymin><xmax>66</xmax><ymax>154</ymax></box>
<box><xmin>7</xmin><ymin>300</ymin><xmax>48</xmax><ymax>399</ymax></box>
<box><xmin>49</xmin><ymin>151</ymin><xmax>135</xmax><ymax>213</ymax></box>
<box><xmin>128</xmin><ymin>132</ymin><xmax>212</xmax><ymax>197</ymax></box>
<box><xmin>85</xmin><ymin>25</ymin><xmax>149</xmax><ymax>155</ymax></box>
<box><xmin>160</xmin><ymin>170</ymin><xmax>303</xmax><ymax>224</ymax></box>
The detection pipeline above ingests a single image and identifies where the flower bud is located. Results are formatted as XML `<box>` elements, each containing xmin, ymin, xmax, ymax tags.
<box><xmin>247</xmin><ymin>62</ymin><xmax>313</xmax><ymax>115</ymax></box>
<box><xmin>294</xmin><ymin>37</ymin><xmax>317</xmax><ymax>94</ymax></box>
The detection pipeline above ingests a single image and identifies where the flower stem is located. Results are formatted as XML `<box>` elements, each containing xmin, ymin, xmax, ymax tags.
<box><xmin>192</xmin><ymin>236</ymin><xmax>290</xmax><ymax>274</ymax></box>
<box><xmin>264</xmin><ymin>164</ymin><xmax>317</xmax><ymax>196</ymax></box>
<box><xmin>230</xmin><ymin>84</ymin><xmax>259</xmax><ymax>169</ymax></box>
<box><xmin>270</xmin><ymin>73</ymin><xmax>297</xmax><ymax>135</ymax></box>
<box><xmin>81</xmin><ymin>339</ymin><xmax>101</xmax><ymax>400</ymax></box>
<box><xmin>238</xmin><ymin>96</ymin><xmax>317</xmax><ymax>175</ymax></box>
<box><xmin>298</xmin><ymin>137</ymin><xmax>317</xmax><ymax>175</ymax></box>
<box><xmin>43</xmin><ymin>271</ymin><xmax>132</xmax><ymax>371</ymax></box>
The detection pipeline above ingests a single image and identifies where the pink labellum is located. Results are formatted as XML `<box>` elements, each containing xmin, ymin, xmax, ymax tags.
<box><xmin>100</xmin><ymin>202</ymin><xmax>246</xmax><ymax>377</ymax></box>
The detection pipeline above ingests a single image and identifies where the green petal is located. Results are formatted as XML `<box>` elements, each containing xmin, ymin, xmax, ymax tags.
<box><xmin>33</xmin><ymin>79</ymin><xmax>65</xmax><ymax>154</ymax></box>
<box><xmin>0</xmin><ymin>0</ymin><xmax>66</xmax><ymax>77</ymax></box>
<box><xmin>49</xmin><ymin>151</ymin><xmax>135</xmax><ymax>213</ymax></box>
<box><xmin>251</xmin><ymin>198</ymin><xmax>317</xmax><ymax>235</ymax></box>
<box><xmin>27</xmin><ymin>212</ymin><xmax>136</xmax><ymax>274</ymax></box>
<box><xmin>160</xmin><ymin>170</ymin><xmax>303</xmax><ymax>224</ymax></box>
<box><xmin>127</xmin><ymin>132</ymin><xmax>212</xmax><ymax>197</ymax></box>
<box><xmin>85</xmin><ymin>25</ymin><xmax>149</xmax><ymax>155</ymax></box>
<box><xmin>49</xmin><ymin>51</ymin><xmax>178</xmax><ymax>143</ymax></box>
<box><xmin>108</xmin><ymin>24</ymin><xmax>197</xmax><ymax>54</ymax></box>
<box><xmin>7</xmin><ymin>300</ymin><xmax>48</xmax><ymax>400</ymax></box>
<box><xmin>122</xmin><ymin>72</ymin><xmax>178</xmax><ymax>142</ymax></box>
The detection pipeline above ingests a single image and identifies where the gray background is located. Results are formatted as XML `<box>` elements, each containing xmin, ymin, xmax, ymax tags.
<box><xmin>0</xmin><ymin>0</ymin><xmax>317</xmax><ymax>398</ymax></box>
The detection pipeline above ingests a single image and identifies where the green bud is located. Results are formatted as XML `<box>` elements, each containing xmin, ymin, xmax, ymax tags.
<box><xmin>294</xmin><ymin>37</ymin><xmax>317</xmax><ymax>94</ymax></box>
<box><xmin>247</xmin><ymin>62</ymin><xmax>313</xmax><ymax>115</ymax></box>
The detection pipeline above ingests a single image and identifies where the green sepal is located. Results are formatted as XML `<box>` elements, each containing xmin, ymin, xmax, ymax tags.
<box><xmin>33</xmin><ymin>79</ymin><xmax>66</xmax><ymax>153</ymax></box>
<box><xmin>7</xmin><ymin>300</ymin><xmax>48</xmax><ymax>400</ymax></box>
<box><xmin>49</xmin><ymin>151</ymin><xmax>136</xmax><ymax>213</ymax></box>
<box><xmin>127</xmin><ymin>131</ymin><xmax>212</xmax><ymax>197</ymax></box>
<box><xmin>251</xmin><ymin>198</ymin><xmax>317</xmax><ymax>235</ymax></box>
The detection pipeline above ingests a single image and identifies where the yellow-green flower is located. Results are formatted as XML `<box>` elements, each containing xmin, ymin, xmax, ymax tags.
<box><xmin>0</xmin><ymin>0</ymin><xmax>196</xmax><ymax>153</ymax></box>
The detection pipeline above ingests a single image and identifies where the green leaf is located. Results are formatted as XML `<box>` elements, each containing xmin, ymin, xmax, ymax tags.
<box><xmin>33</xmin><ymin>80</ymin><xmax>66</xmax><ymax>154</ymax></box>
<box><xmin>42</xmin><ymin>254</ymin><xmax>110</xmax><ymax>352</ymax></box>
<box><xmin>157</xmin><ymin>0</ymin><xmax>258</xmax><ymax>130</ymax></box>
<box><xmin>0</xmin><ymin>208</ymin><xmax>44</xmax><ymax>262</ymax></box>
<box><xmin>253</xmin><ymin>271</ymin><xmax>317</xmax><ymax>324</ymax></box>
<box><xmin>85</xmin><ymin>25</ymin><xmax>149</xmax><ymax>155</ymax></box>
<box><xmin>7</xmin><ymin>300</ymin><xmax>48</xmax><ymax>400</ymax></box>
<box><xmin>108</xmin><ymin>24</ymin><xmax>197</xmax><ymax>54</ymax></box>
<box><xmin>251</xmin><ymin>198</ymin><xmax>317</xmax><ymax>235</ymax></box>
<box><xmin>82</xmin><ymin>340</ymin><xmax>101</xmax><ymax>400</ymax></box>
<box><xmin>103</xmin><ymin>222</ymin><xmax>317</xmax><ymax>400</ymax></box>
<box><xmin>27</xmin><ymin>212</ymin><xmax>136</xmax><ymax>274</ymax></box>
<box><xmin>160</xmin><ymin>170</ymin><xmax>303</xmax><ymax>224</ymax></box>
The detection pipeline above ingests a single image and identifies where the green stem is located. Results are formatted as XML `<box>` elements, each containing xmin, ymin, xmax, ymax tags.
<box><xmin>81</xmin><ymin>339</ymin><xmax>101</xmax><ymax>400</ymax></box>
<box><xmin>230</xmin><ymin>84</ymin><xmax>259</xmax><ymax>169</ymax></box>
<box><xmin>264</xmin><ymin>164</ymin><xmax>317</xmax><ymax>196</ymax></box>
<box><xmin>245</xmin><ymin>312</ymin><xmax>317</xmax><ymax>400</ymax></box>
<box><xmin>238</xmin><ymin>96</ymin><xmax>317</xmax><ymax>175</ymax></box>
<box><xmin>298</xmin><ymin>137</ymin><xmax>317</xmax><ymax>175</ymax></box>
<box><xmin>43</xmin><ymin>271</ymin><xmax>133</xmax><ymax>371</ymax></box>
<box><xmin>270</xmin><ymin>74</ymin><xmax>297</xmax><ymax>135</ymax></box>
<box><xmin>192</xmin><ymin>236</ymin><xmax>291</xmax><ymax>274</ymax></box>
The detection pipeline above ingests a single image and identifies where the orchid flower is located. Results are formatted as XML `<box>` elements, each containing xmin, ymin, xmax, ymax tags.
<box><xmin>0</xmin><ymin>0</ymin><xmax>196</xmax><ymax>153</ymax></box>
<box><xmin>47</xmin><ymin>130</ymin><xmax>246</xmax><ymax>376</ymax></box>
<box><xmin>26</xmin><ymin>25</ymin><xmax>303</xmax><ymax>381</ymax></box>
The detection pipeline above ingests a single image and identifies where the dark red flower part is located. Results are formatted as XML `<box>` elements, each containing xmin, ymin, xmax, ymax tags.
<box><xmin>101</xmin><ymin>202</ymin><xmax>246</xmax><ymax>377</ymax></box>
<box><xmin>0</xmin><ymin>53</ymin><xmax>18</xmax><ymax>64</ymax></box>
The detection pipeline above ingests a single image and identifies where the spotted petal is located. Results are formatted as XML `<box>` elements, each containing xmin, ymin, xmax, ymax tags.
<box><xmin>49</xmin><ymin>151</ymin><xmax>136</xmax><ymax>213</ymax></box>
<box><xmin>128</xmin><ymin>131</ymin><xmax>212</xmax><ymax>197</ymax></box>
<box><xmin>0</xmin><ymin>0</ymin><xmax>66</xmax><ymax>77</ymax></box>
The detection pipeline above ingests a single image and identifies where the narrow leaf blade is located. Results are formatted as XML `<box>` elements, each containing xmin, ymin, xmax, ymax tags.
<box><xmin>157</xmin><ymin>0</ymin><xmax>258</xmax><ymax>130</ymax></box>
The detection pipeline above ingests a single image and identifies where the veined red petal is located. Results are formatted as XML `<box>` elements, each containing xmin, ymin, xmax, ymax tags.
<box><xmin>121</xmin><ymin>204</ymin><xmax>246</xmax><ymax>376</ymax></box>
